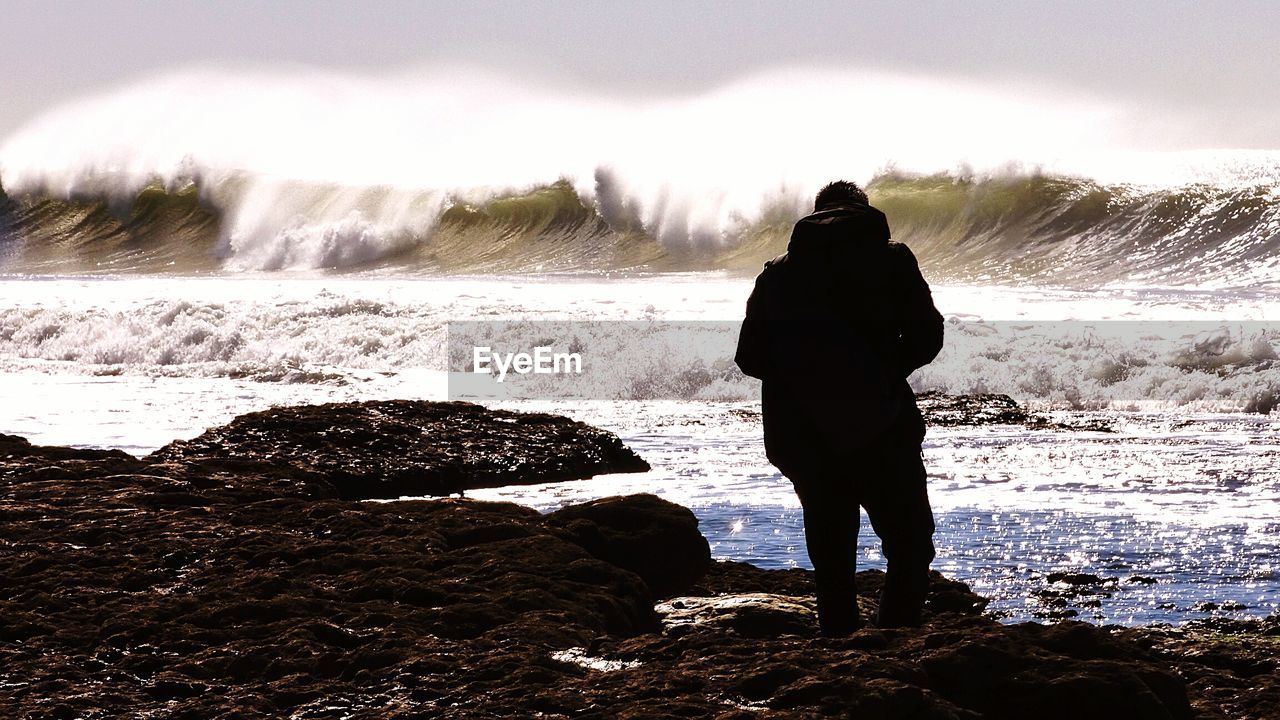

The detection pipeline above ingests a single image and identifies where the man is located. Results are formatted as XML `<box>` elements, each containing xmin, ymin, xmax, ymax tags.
<box><xmin>735</xmin><ymin>180</ymin><xmax>944</xmax><ymax>636</ymax></box>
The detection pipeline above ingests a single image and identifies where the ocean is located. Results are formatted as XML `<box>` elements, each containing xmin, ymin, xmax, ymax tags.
<box><xmin>1</xmin><ymin>69</ymin><xmax>1277</xmax><ymax>626</ymax></box>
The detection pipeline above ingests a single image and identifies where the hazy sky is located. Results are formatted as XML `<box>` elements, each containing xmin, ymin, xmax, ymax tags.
<box><xmin>2</xmin><ymin>0</ymin><xmax>1278</xmax><ymax>147</ymax></box>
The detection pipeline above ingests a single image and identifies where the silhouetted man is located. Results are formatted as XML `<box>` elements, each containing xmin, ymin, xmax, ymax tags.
<box><xmin>735</xmin><ymin>180</ymin><xmax>943</xmax><ymax>636</ymax></box>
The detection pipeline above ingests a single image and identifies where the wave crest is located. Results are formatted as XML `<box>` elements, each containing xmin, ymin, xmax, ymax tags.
<box><xmin>2</xmin><ymin>171</ymin><xmax>1277</xmax><ymax>289</ymax></box>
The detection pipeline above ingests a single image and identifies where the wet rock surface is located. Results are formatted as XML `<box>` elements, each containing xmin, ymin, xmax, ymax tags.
<box><xmin>1126</xmin><ymin>621</ymin><xmax>1280</xmax><ymax>720</ymax></box>
<box><xmin>148</xmin><ymin>400</ymin><xmax>650</xmax><ymax>498</ymax></box>
<box><xmin>656</xmin><ymin>593</ymin><xmax>819</xmax><ymax>639</ymax></box>
<box><xmin>1</xmin><ymin>403</ymin><xmax>1271</xmax><ymax>718</ymax></box>
<box><xmin>547</xmin><ymin>493</ymin><xmax>711</xmax><ymax>598</ymax></box>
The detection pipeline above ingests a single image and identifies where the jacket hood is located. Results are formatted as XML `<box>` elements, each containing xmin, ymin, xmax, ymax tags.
<box><xmin>787</xmin><ymin>203</ymin><xmax>891</xmax><ymax>256</ymax></box>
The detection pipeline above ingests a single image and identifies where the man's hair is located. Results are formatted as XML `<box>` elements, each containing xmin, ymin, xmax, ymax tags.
<box><xmin>814</xmin><ymin>180</ymin><xmax>868</xmax><ymax>210</ymax></box>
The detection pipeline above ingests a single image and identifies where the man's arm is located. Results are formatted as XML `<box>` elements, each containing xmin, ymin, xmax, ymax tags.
<box><xmin>892</xmin><ymin>244</ymin><xmax>944</xmax><ymax>377</ymax></box>
<box><xmin>735</xmin><ymin>270</ymin><xmax>772</xmax><ymax>380</ymax></box>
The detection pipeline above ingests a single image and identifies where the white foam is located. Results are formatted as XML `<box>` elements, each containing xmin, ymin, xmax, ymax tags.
<box><xmin>0</xmin><ymin>276</ymin><xmax>1274</xmax><ymax>413</ymax></box>
<box><xmin>8</xmin><ymin>66</ymin><xmax>1271</xmax><ymax>269</ymax></box>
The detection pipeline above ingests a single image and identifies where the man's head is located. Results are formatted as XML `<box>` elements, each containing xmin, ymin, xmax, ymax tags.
<box><xmin>814</xmin><ymin>180</ymin><xmax>868</xmax><ymax>211</ymax></box>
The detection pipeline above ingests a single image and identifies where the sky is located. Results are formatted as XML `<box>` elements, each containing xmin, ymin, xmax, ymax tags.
<box><xmin>2</xmin><ymin>0</ymin><xmax>1279</xmax><ymax>148</ymax></box>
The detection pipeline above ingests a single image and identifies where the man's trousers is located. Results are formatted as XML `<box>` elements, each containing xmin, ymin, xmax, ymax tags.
<box><xmin>790</xmin><ymin>436</ymin><xmax>935</xmax><ymax>636</ymax></box>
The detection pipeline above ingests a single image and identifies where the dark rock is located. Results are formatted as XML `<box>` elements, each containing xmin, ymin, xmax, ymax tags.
<box><xmin>686</xmin><ymin>565</ymin><xmax>988</xmax><ymax>624</ymax></box>
<box><xmin>0</xmin><ymin>406</ymin><xmax>1269</xmax><ymax>719</ymax></box>
<box><xmin>147</xmin><ymin>400</ymin><xmax>649</xmax><ymax>498</ymax></box>
<box><xmin>736</xmin><ymin>662</ymin><xmax>808</xmax><ymax>699</ymax></box>
<box><xmin>1047</xmin><ymin>572</ymin><xmax>1114</xmax><ymax>586</ymax></box>
<box><xmin>916</xmin><ymin>392</ymin><xmax>1115</xmax><ymax>432</ymax></box>
<box><xmin>0</xmin><ymin>433</ymin><xmax>136</xmax><ymax>463</ymax></box>
<box><xmin>547</xmin><ymin>494</ymin><xmax>711</xmax><ymax>597</ymax></box>
<box><xmin>1032</xmin><ymin>572</ymin><xmax>1133</xmax><ymax>619</ymax></box>
<box><xmin>926</xmin><ymin>574</ymin><xmax>990</xmax><ymax>615</ymax></box>
<box><xmin>918</xmin><ymin>626</ymin><xmax>1193</xmax><ymax>720</ymax></box>
<box><xmin>687</xmin><ymin>559</ymin><xmax>816</xmax><ymax>597</ymax></box>
<box><xmin>1026</xmin><ymin>416</ymin><xmax>1116</xmax><ymax>433</ymax></box>
<box><xmin>917</xmin><ymin>391</ymin><xmax>1032</xmax><ymax>426</ymax></box>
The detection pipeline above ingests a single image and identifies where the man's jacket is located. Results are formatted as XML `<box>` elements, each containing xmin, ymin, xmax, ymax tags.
<box><xmin>734</xmin><ymin>203</ymin><xmax>944</xmax><ymax>478</ymax></box>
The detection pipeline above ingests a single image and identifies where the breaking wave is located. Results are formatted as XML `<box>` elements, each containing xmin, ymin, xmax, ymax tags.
<box><xmin>2</xmin><ymin>172</ymin><xmax>1278</xmax><ymax>288</ymax></box>
<box><xmin>2</xmin><ymin>66</ymin><xmax>1279</xmax><ymax>287</ymax></box>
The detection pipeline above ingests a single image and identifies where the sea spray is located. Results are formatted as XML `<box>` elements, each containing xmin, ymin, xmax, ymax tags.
<box><xmin>0</xmin><ymin>65</ymin><xmax>1135</xmax><ymax>269</ymax></box>
<box><xmin>2</xmin><ymin>67</ymin><xmax>1279</xmax><ymax>283</ymax></box>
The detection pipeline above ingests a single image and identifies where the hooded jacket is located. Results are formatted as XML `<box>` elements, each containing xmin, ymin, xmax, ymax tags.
<box><xmin>735</xmin><ymin>203</ymin><xmax>943</xmax><ymax>476</ymax></box>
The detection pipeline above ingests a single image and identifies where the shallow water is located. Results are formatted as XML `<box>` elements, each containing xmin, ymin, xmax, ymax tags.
<box><xmin>0</xmin><ymin>273</ymin><xmax>1276</xmax><ymax>624</ymax></box>
<box><xmin>466</xmin><ymin>401</ymin><xmax>1280</xmax><ymax>625</ymax></box>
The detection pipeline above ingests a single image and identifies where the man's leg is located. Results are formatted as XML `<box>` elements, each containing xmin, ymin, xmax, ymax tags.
<box><xmin>860</xmin><ymin>444</ymin><xmax>935</xmax><ymax>627</ymax></box>
<box><xmin>795</xmin><ymin>478</ymin><xmax>861</xmax><ymax>636</ymax></box>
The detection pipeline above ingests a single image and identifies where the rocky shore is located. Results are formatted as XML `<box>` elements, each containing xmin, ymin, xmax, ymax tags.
<box><xmin>1</xmin><ymin>401</ymin><xmax>1276</xmax><ymax>718</ymax></box>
